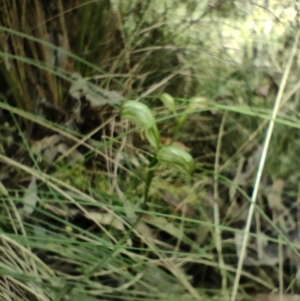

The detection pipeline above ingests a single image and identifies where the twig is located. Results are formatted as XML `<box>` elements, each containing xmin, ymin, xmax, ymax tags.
<box><xmin>214</xmin><ymin>111</ymin><xmax>228</xmax><ymax>297</ymax></box>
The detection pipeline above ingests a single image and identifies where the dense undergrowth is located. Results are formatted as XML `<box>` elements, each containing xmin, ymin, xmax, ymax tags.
<box><xmin>1</xmin><ymin>1</ymin><xmax>300</xmax><ymax>301</ymax></box>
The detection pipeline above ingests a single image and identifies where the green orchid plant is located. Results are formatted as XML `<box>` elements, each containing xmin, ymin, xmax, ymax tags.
<box><xmin>120</xmin><ymin>97</ymin><xmax>195</xmax><ymax>207</ymax></box>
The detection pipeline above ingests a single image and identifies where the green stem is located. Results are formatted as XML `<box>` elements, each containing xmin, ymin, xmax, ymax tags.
<box><xmin>143</xmin><ymin>155</ymin><xmax>158</xmax><ymax>208</ymax></box>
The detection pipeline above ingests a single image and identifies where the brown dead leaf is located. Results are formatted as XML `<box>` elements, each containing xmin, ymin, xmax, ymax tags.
<box><xmin>256</xmin><ymin>85</ymin><xmax>269</xmax><ymax>97</ymax></box>
<box><xmin>31</xmin><ymin>135</ymin><xmax>62</xmax><ymax>162</ymax></box>
<box><xmin>69</xmin><ymin>73</ymin><xmax>124</xmax><ymax>107</ymax></box>
<box><xmin>84</xmin><ymin>212</ymin><xmax>125</xmax><ymax>231</ymax></box>
<box><xmin>160</xmin><ymin>136</ymin><xmax>191</xmax><ymax>152</ymax></box>
<box><xmin>267</xmin><ymin>179</ymin><xmax>296</xmax><ymax>232</ymax></box>
<box><xmin>230</xmin><ymin>147</ymin><xmax>262</xmax><ymax>202</ymax></box>
<box><xmin>142</xmin><ymin>214</ymin><xmax>184</xmax><ymax>241</ymax></box>
<box><xmin>267</xmin><ymin>179</ymin><xmax>285</xmax><ymax>210</ymax></box>
<box><xmin>56</xmin><ymin>143</ymin><xmax>85</xmax><ymax>163</ymax></box>
<box><xmin>123</xmin><ymin>199</ymin><xmax>153</xmax><ymax>238</ymax></box>
<box><xmin>19</xmin><ymin>177</ymin><xmax>38</xmax><ymax>216</ymax></box>
<box><xmin>161</xmin><ymin>192</ymin><xmax>196</xmax><ymax>217</ymax></box>
<box><xmin>31</xmin><ymin>135</ymin><xmax>84</xmax><ymax>163</ymax></box>
<box><xmin>44</xmin><ymin>32</ymin><xmax>69</xmax><ymax>69</ymax></box>
<box><xmin>84</xmin><ymin>211</ymin><xmax>132</xmax><ymax>246</ymax></box>
<box><xmin>0</xmin><ymin>173</ymin><xmax>9</xmax><ymax>181</ymax></box>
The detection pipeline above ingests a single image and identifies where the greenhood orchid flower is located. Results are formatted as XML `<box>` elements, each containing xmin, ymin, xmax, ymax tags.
<box><xmin>120</xmin><ymin>100</ymin><xmax>160</xmax><ymax>150</ymax></box>
<box><xmin>159</xmin><ymin>93</ymin><xmax>175</xmax><ymax>113</ymax></box>
<box><xmin>157</xmin><ymin>145</ymin><xmax>195</xmax><ymax>175</ymax></box>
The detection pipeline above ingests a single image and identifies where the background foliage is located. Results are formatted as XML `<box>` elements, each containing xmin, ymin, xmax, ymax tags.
<box><xmin>1</xmin><ymin>1</ymin><xmax>300</xmax><ymax>301</ymax></box>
